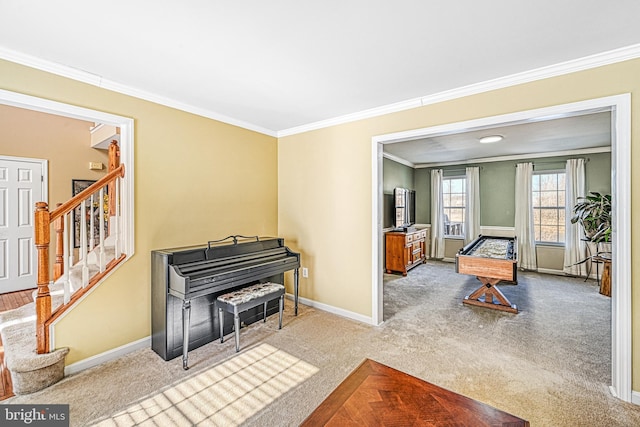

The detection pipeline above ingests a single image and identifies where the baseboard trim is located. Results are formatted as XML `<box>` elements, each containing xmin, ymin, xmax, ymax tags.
<box><xmin>64</xmin><ymin>336</ymin><xmax>151</xmax><ymax>376</ymax></box>
<box><xmin>65</xmin><ymin>295</ymin><xmax>373</xmax><ymax>375</ymax></box>
<box><xmin>631</xmin><ymin>390</ymin><xmax>640</xmax><ymax>405</ymax></box>
<box><xmin>537</xmin><ymin>267</ymin><xmax>601</xmax><ymax>280</ymax></box>
<box><xmin>286</xmin><ymin>293</ymin><xmax>374</xmax><ymax>325</ymax></box>
<box><xmin>536</xmin><ymin>268</ymin><xmax>566</xmax><ymax>276</ymax></box>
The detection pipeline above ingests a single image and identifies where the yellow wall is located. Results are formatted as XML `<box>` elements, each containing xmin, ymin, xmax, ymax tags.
<box><xmin>2</xmin><ymin>55</ymin><xmax>639</xmax><ymax>388</ymax></box>
<box><xmin>278</xmin><ymin>58</ymin><xmax>640</xmax><ymax>388</ymax></box>
<box><xmin>0</xmin><ymin>104</ymin><xmax>108</xmax><ymax>207</ymax></box>
<box><xmin>0</xmin><ymin>59</ymin><xmax>279</xmax><ymax>364</ymax></box>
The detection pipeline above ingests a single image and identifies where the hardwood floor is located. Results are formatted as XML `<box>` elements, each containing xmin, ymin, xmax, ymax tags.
<box><xmin>301</xmin><ymin>359</ymin><xmax>530</xmax><ymax>426</ymax></box>
<box><xmin>0</xmin><ymin>288</ymin><xmax>35</xmax><ymax>401</ymax></box>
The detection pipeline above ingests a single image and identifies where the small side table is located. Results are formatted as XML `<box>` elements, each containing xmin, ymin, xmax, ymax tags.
<box><xmin>594</xmin><ymin>255</ymin><xmax>611</xmax><ymax>297</ymax></box>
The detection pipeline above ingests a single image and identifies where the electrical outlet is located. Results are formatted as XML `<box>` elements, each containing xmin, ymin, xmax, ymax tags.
<box><xmin>302</xmin><ymin>267</ymin><xmax>308</xmax><ymax>278</ymax></box>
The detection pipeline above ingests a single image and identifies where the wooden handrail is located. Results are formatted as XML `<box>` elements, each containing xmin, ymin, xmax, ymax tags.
<box><xmin>35</xmin><ymin>161</ymin><xmax>125</xmax><ymax>354</ymax></box>
<box><xmin>50</xmin><ymin>164</ymin><xmax>125</xmax><ymax>223</ymax></box>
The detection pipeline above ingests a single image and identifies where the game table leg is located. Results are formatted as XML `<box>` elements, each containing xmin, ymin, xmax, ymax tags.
<box><xmin>463</xmin><ymin>276</ymin><xmax>518</xmax><ymax>314</ymax></box>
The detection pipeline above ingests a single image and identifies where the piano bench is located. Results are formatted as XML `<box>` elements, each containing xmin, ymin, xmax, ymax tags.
<box><xmin>217</xmin><ymin>282</ymin><xmax>285</xmax><ymax>352</ymax></box>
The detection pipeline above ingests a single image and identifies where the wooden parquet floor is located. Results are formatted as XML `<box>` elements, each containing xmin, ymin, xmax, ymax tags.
<box><xmin>301</xmin><ymin>359</ymin><xmax>529</xmax><ymax>426</ymax></box>
<box><xmin>0</xmin><ymin>288</ymin><xmax>35</xmax><ymax>401</ymax></box>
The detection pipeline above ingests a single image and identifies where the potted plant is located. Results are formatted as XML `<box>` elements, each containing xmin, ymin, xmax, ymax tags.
<box><xmin>571</xmin><ymin>191</ymin><xmax>611</xmax><ymax>244</ymax></box>
<box><xmin>570</xmin><ymin>191</ymin><xmax>612</xmax><ymax>295</ymax></box>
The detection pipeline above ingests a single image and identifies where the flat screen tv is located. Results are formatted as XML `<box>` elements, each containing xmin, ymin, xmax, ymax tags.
<box><xmin>394</xmin><ymin>187</ymin><xmax>415</xmax><ymax>229</ymax></box>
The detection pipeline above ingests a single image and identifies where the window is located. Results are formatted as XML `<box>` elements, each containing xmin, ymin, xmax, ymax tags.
<box><xmin>532</xmin><ymin>171</ymin><xmax>566</xmax><ymax>243</ymax></box>
<box><xmin>442</xmin><ymin>176</ymin><xmax>466</xmax><ymax>237</ymax></box>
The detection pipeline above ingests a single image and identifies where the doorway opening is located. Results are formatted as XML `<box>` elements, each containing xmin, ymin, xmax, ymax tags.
<box><xmin>371</xmin><ymin>94</ymin><xmax>632</xmax><ymax>402</ymax></box>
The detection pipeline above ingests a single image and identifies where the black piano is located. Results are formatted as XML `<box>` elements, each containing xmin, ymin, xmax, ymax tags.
<box><xmin>151</xmin><ymin>235</ymin><xmax>300</xmax><ymax>369</ymax></box>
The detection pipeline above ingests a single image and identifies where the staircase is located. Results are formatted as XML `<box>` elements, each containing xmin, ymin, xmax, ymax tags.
<box><xmin>0</xmin><ymin>239</ymin><xmax>118</xmax><ymax>394</ymax></box>
<box><xmin>0</xmin><ymin>141</ymin><xmax>126</xmax><ymax>395</ymax></box>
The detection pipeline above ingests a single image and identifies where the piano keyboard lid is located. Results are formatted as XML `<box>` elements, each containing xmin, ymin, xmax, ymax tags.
<box><xmin>173</xmin><ymin>248</ymin><xmax>297</xmax><ymax>281</ymax></box>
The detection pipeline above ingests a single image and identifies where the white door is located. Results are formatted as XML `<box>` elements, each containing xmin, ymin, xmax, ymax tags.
<box><xmin>0</xmin><ymin>157</ymin><xmax>44</xmax><ymax>293</ymax></box>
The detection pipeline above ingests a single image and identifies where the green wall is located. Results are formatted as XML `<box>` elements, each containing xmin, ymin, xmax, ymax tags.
<box><xmin>383</xmin><ymin>157</ymin><xmax>414</xmax><ymax>192</ymax></box>
<box><xmin>413</xmin><ymin>152</ymin><xmax>611</xmax><ymax>227</ymax></box>
<box><xmin>382</xmin><ymin>157</ymin><xmax>415</xmax><ymax>228</ymax></box>
<box><xmin>415</xmin><ymin>167</ymin><xmax>431</xmax><ymax>224</ymax></box>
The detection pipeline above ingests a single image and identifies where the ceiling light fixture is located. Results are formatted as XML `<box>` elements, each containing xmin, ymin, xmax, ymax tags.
<box><xmin>478</xmin><ymin>135</ymin><xmax>504</xmax><ymax>144</ymax></box>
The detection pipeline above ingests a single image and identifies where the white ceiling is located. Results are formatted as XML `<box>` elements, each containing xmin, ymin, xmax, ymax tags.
<box><xmin>384</xmin><ymin>110</ymin><xmax>612</xmax><ymax>166</ymax></box>
<box><xmin>1</xmin><ymin>1</ymin><xmax>639</xmax><ymax>138</ymax></box>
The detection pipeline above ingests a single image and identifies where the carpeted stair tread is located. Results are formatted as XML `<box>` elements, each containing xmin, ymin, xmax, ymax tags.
<box><xmin>0</xmin><ymin>302</ymin><xmax>69</xmax><ymax>394</ymax></box>
<box><xmin>32</xmin><ymin>242</ymin><xmax>117</xmax><ymax>311</ymax></box>
<box><xmin>1</xmin><ymin>320</ymin><xmax>68</xmax><ymax>373</ymax></box>
<box><xmin>0</xmin><ymin>242</ymin><xmax>115</xmax><ymax>394</ymax></box>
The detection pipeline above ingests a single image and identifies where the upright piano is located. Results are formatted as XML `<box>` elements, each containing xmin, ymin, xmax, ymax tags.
<box><xmin>151</xmin><ymin>235</ymin><xmax>300</xmax><ymax>368</ymax></box>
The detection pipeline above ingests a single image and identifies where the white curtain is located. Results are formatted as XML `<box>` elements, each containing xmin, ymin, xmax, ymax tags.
<box><xmin>431</xmin><ymin>169</ymin><xmax>445</xmax><ymax>259</ymax></box>
<box><xmin>515</xmin><ymin>162</ymin><xmax>537</xmax><ymax>270</ymax></box>
<box><xmin>563</xmin><ymin>158</ymin><xmax>587</xmax><ymax>276</ymax></box>
<box><xmin>464</xmin><ymin>166</ymin><xmax>480</xmax><ymax>244</ymax></box>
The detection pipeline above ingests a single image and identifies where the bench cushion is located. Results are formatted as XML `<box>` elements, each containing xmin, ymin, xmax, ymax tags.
<box><xmin>217</xmin><ymin>282</ymin><xmax>285</xmax><ymax>306</ymax></box>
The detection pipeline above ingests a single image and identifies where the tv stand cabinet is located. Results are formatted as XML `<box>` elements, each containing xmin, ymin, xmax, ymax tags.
<box><xmin>385</xmin><ymin>228</ymin><xmax>428</xmax><ymax>275</ymax></box>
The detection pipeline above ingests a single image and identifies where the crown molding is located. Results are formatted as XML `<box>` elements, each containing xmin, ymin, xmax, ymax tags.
<box><xmin>3</xmin><ymin>42</ymin><xmax>640</xmax><ymax>139</ymax></box>
<box><xmin>414</xmin><ymin>146</ymin><xmax>612</xmax><ymax>169</ymax></box>
<box><xmin>278</xmin><ymin>98</ymin><xmax>423</xmax><ymax>137</ymax></box>
<box><xmin>418</xmin><ymin>43</ymin><xmax>640</xmax><ymax>108</ymax></box>
<box><xmin>382</xmin><ymin>152</ymin><xmax>415</xmax><ymax>168</ymax></box>
<box><xmin>279</xmin><ymin>43</ymin><xmax>640</xmax><ymax>137</ymax></box>
<box><xmin>0</xmin><ymin>46</ymin><xmax>278</xmax><ymax>137</ymax></box>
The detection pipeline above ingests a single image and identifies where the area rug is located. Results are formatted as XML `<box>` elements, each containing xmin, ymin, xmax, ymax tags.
<box><xmin>301</xmin><ymin>358</ymin><xmax>529</xmax><ymax>426</ymax></box>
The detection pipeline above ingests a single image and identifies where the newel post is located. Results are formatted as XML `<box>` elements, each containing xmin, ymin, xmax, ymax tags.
<box><xmin>35</xmin><ymin>201</ymin><xmax>52</xmax><ymax>354</ymax></box>
<box><xmin>108</xmin><ymin>140</ymin><xmax>120</xmax><ymax>232</ymax></box>
<box><xmin>53</xmin><ymin>203</ymin><xmax>64</xmax><ymax>281</ymax></box>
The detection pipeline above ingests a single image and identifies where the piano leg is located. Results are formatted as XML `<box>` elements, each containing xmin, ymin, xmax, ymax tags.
<box><xmin>234</xmin><ymin>308</ymin><xmax>241</xmax><ymax>352</ymax></box>
<box><xmin>294</xmin><ymin>268</ymin><xmax>299</xmax><ymax>316</ymax></box>
<box><xmin>182</xmin><ymin>299</ymin><xmax>191</xmax><ymax>370</ymax></box>
<box><xmin>218</xmin><ymin>307</ymin><xmax>224</xmax><ymax>344</ymax></box>
<box><xmin>279</xmin><ymin>294</ymin><xmax>284</xmax><ymax>329</ymax></box>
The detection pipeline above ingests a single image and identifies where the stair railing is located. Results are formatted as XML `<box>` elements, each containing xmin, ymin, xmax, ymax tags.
<box><xmin>34</xmin><ymin>164</ymin><xmax>125</xmax><ymax>354</ymax></box>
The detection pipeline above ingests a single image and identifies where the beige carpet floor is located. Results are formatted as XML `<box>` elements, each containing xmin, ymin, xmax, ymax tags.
<box><xmin>6</xmin><ymin>260</ymin><xmax>640</xmax><ymax>426</ymax></box>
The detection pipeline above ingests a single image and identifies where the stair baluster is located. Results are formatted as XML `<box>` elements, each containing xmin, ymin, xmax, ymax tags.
<box><xmin>53</xmin><ymin>203</ymin><xmax>64</xmax><ymax>281</ymax></box>
<box><xmin>99</xmin><ymin>187</ymin><xmax>106</xmax><ymax>272</ymax></box>
<box><xmin>80</xmin><ymin>199</ymin><xmax>89</xmax><ymax>287</ymax></box>
<box><xmin>62</xmin><ymin>212</ymin><xmax>71</xmax><ymax>304</ymax></box>
<box><xmin>89</xmin><ymin>194</ymin><xmax>95</xmax><ymax>252</ymax></box>
<box><xmin>114</xmin><ymin>177</ymin><xmax>121</xmax><ymax>258</ymax></box>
